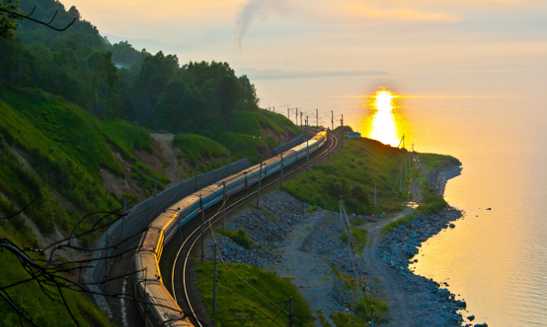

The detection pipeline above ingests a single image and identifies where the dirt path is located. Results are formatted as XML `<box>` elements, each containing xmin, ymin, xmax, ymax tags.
<box><xmin>361</xmin><ymin>159</ymin><xmax>423</xmax><ymax>326</ymax></box>
<box><xmin>273</xmin><ymin>211</ymin><xmax>341</xmax><ymax>316</ymax></box>
<box><xmin>151</xmin><ymin>133</ymin><xmax>179</xmax><ymax>181</ymax></box>
<box><xmin>362</xmin><ymin>208</ymin><xmax>415</xmax><ymax>326</ymax></box>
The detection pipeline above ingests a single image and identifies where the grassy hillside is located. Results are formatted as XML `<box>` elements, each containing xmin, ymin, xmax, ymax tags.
<box><xmin>0</xmin><ymin>87</ymin><xmax>167</xmax><ymax>234</ymax></box>
<box><xmin>0</xmin><ymin>252</ymin><xmax>113</xmax><ymax>327</ymax></box>
<box><xmin>283</xmin><ymin>134</ymin><xmax>459</xmax><ymax>214</ymax></box>
<box><xmin>196</xmin><ymin>262</ymin><xmax>313</xmax><ymax>327</ymax></box>
<box><xmin>283</xmin><ymin>136</ymin><xmax>411</xmax><ymax>214</ymax></box>
<box><xmin>0</xmin><ymin>87</ymin><xmax>299</xmax><ymax>326</ymax></box>
<box><xmin>205</xmin><ymin>110</ymin><xmax>299</xmax><ymax>162</ymax></box>
<box><xmin>173</xmin><ymin>133</ymin><xmax>232</xmax><ymax>171</ymax></box>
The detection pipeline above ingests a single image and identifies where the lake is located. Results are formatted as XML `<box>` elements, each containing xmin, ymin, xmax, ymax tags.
<box><xmin>356</xmin><ymin>93</ymin><xmax>547</xmax><ymax>326</ymax></box>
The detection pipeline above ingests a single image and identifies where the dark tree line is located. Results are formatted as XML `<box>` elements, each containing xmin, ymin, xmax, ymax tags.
<box><xmin>0</xmin><ymin>0</ymin><xmax>260</xmax><ymax>132</ymax></box>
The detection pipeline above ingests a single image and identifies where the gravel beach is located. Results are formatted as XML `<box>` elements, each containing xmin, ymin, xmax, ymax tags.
<box><xmin>202</xmin><ymin>165</ymin><xmax>485</xmax><ymax>326</ymax></box>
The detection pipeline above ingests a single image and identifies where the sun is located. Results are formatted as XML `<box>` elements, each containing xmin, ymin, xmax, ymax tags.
<box><xmin>373</xmin><ymin>89</ymin><xmax>396</xmax><ymax>113</ymax></box>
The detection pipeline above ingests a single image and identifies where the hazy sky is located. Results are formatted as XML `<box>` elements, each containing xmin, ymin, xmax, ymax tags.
<box><xmin>64</xmin><ymin>0</ymin><xmax>547</xmax><ymax>125</ymax></box>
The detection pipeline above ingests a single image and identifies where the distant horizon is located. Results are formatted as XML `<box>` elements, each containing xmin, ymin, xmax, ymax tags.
<box><xmin>59</xmin><ymin>0</ymin><xmax>547</xmax><ymax>139</ymax></box>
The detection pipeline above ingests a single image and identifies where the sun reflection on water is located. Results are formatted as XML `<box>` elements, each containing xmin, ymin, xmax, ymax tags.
<box><xmin>363</xmin><ymin>89</ymin><xmax>406</xmax><ymax>147</ymax></box>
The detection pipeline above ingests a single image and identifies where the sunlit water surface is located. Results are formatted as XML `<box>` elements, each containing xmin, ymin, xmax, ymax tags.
<box><xmin>355</xmin><ymin>96</ymin><xmax>547</xmax><ymax>326</ymax></box>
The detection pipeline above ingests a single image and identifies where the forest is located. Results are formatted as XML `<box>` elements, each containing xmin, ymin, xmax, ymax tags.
<box><xmin>0</xmin><ymin>0</ymin><xmax>260</xmax><ymax>132</ymax></box>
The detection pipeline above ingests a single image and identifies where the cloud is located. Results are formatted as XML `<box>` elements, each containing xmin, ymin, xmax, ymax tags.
<box><xmin>242</xmin><ymin>68</ymin><xmax>388</xmax><ymax>80</ymax></box>
<box><xmin>341</xmin><ymin>3</ymin><xmax>461</xmax><ymax>22</ymax></box>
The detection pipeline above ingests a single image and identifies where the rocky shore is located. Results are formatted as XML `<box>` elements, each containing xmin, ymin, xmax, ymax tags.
<box><xmin>376</xmin><ymin>164</ymin><xmax>487</xmax><ymax>327</ymax></box>
<box><xmin>378</xmin><ymin>207</ymin><xmax>468</xmax><ymax>326</ymax></box>
<box><xmin>203</xmin><ymin>165</ymin><xmax>486</xmax><ymax>326</ymax></box>
<box><xmin>204</xmin><ymin>190</ymin><xmax>366</xmax><ymax>322</ymax></box>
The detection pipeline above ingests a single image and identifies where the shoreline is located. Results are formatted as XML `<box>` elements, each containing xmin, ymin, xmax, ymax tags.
<box><xmin>377</xmin><ymin>163</ymin><xmax>486</xmax><ymax>327</ymax></box>
<box><xmin>198</xmin><ymin>162</ymin><xmax>483</xmax><ymax>326</ymax></box>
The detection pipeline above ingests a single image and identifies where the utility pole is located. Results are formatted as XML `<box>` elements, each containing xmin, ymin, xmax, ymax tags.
<box><xmin>374</xmin><ymin>183</ymin><xmax>377</xmax><ymax>209</ymax></box>
<box><xmin>340</xmin><ymin>200</ymin><xmax>360</xmax><ymax>307</ymax></box>
<box><xmin>316</xmin><ymin>108</ymin><xmax>319</xmax><ymax>128</ymax></box>
<box><xmin>331</xmin><ymin>110</ymin><xmax>334</xmax><ymax>131</ymax></box>
<box><xmin>257</xmin><ymin>163</ymin><xmax>263</xmax><ymax>208</ymax></box>
<box><xmin>280</xmin><ymin>153</ymin><xmax>285</xmax><ymax>186</ymax></box>
<box><xmin>295</xmin><ymin>108</ymin><xmax>298</xmax><ymax>124</ymax></box>
<box><xmin>212</xmin><ymin>244</ymin><xmax>218</xmax><ymax>323</ymax></box>
<box><xmin>305</xmin><ymin>115</ymin><xmax>309</xmax><ymax>127</ymax></box>
<box><xmin>287</xmin><ymin>107</ymin><xmax>290</xmax><ymax>120</ymax></box>
<box><xmin>222</xmin><ymin>182</ymin><xmax>226</xmax><ymax>229</ymax></box>
<box><xmin>104</xmin><ymin>234</ymin><xmax>110</xmax><ymax>280</ymax></box>
<box><xmin>200</xmin><ymin>194</ymin><xmax>205</xmax><ymax>262</ymax></box>
<box><xmin>287</xmin><ymin>297</ymin><xmax>294</xmax><ymax>327</ymax></box>
<box><xmin>299</xmin><ymin>111</ymin><xmax>303</xmax><ymax>127</ymax></box>
<box><xmin>340</xmin><ymin>114</ymin><xmax>344</xmax><ymax>127</ymax></box>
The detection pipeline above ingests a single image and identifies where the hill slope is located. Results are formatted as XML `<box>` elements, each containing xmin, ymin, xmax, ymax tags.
<box><xmin>0</xmin><ymin>87</ymin><xmax>298</xmax><ymax>326</ymax></box>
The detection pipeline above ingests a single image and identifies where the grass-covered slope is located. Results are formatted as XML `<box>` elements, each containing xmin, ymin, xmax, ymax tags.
<box><xmin>0</xmin><ymin>87</ymin><xmax>167</xmax><ymax>234</ymax></box>
<box><xmin>0</xmin><ymin>252</ymin><xmax>113</xmax><ymax>327</ymax></box>
<box><xmin>0</xmin><ymin>87</ymin><xmax>299</xmax><ymax>238</ymax></box>
<box><xmin>196</xmin><ymin>262</ymin><xmax>313</xmax><ymax>327</ymax></box>
<box><xmin>173</xmin><ymin>133</ymin><xmax>232</xmax><ymax>172</ymax></box>
<box><xmin>205</xmin><ymin>110</ymin><xmax>299</xmax><ymax>162</ymax></box>
<box><xmin>0</xmin><ymin>87</ymin><xmax>299</xmax><ymax>327</ymax></box>
<box><xmin>283</xmin><ymin>136</ymin><xmax>412</xmax><ymax>214</ymax></box>
<box><xmin>283</xmin><ymin>133</ymin><xmax>460</xmax><ymax>215</ymax></box>
<box><xmin>0</xmin><ymin>87</ymin><xmax>160</xmax><ymax>326</ymax></box>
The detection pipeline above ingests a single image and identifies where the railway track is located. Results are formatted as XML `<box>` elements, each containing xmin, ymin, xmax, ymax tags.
<box><xmin>165</xmin><ymin>133</ymin><xmax>339</xmax><ymax>326</ymax></box>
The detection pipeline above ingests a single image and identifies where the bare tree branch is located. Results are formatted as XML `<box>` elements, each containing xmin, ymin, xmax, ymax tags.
<box><xmin>0</xmin><ymin>6</ymin><xmax>76</xmax><ymax>32</ymax></box>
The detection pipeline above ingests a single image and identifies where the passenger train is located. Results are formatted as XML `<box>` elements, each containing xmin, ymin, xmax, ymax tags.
<box><xmin>134</xmin><ymin>130</ymin><xmax>328</xmax><ymax>327</ymax></box>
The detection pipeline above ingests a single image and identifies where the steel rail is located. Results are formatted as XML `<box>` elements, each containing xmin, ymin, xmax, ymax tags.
<box><xmin>171</xmin><ymin>133</ymin><xmax>338</xmax><ymax>326</ymax></box>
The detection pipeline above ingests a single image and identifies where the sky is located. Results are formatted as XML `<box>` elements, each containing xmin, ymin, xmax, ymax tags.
<box><xmin>63</xmin><ymin>0</ymin><xmax>547</xmax><ymax>126</ymax></box>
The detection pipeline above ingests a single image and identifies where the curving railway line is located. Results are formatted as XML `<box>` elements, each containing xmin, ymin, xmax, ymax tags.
<box><xmin>134</xmin><ymin>130</ymin><xmax>339</xmax><ymax>327</ymax></box>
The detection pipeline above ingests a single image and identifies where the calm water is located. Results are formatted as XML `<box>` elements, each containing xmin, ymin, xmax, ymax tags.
<box><xmin>354</xmin><ymin>95</ymin><xmax>547</xmax><ymax>326</ymax></box>
<box><xmin>255</xmin><ymin>68</ymin><xmax>546</xmax><ymax>325</ymax></box>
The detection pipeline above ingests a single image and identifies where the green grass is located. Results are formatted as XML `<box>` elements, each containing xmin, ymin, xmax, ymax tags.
<box><xmin>0</xmin><ymin>251</ymin><xmax>113</xmax><ymax>327</ymax></box>
<box><xmin>418</xmin><ymin>185</ymin><xmax>449</xmax><ymax>215</ymax></box>
<box><xmin>230</xmin><ymin>110</ymin><xmax>299</xmax><ymax>136</ymax></box>
<box><xmin>173</xmin><ymin>133</ymin><xmax>233</xmax><ymax>171</ymax></box>
<box><xmin>196</xmin><ymin>262</ymin><xmax>313</xmax><ymax>327</ymax></box>
<box><xmin>331</xmin><ymin>296</ymin><xmax>388</xmax><ymax>326</ymax></box>
<box><xmin>0</xmin><ymin>89</ymin><xmax>119</xmax><ymax>231</ymax></box>
<box><xmin>203</xmin><ymin>110</ymin><xmax>299</xmax><ymax>162</ymax></box>
<box><xmin>350</xmin><ymin>227</ymin><xmax>368</xmax><ymax>255</ymax></box>
<box><xmin>340</xmin><ymin>227</ymin><xmax>368</xmax><ymax>255</ymax></box>
<box><xmin>283</xmin><ymin>133</ymin><xmax>459</xmax><ymax>216</ymax></box>
<box><xmin>0</xmin><ymin>87</ymin><xmax>123</xmax><ymax>175</ymax></box>
<box><xmin>381</xmin><ymin>190</ymin><xmax>449</xmax><ymax>236</ymax></box>
<box><xmin>0</xmin><ymin>89</ymin><xmax>299</xmax><ymax>327</ymax></box>
<box><xmin>100</xmin><ymin>119</ymin><xmax>153</xmax><ymax>157</ymax></box>
<box><xmin>283</xmin><ymin>137</ymin><xmax>412</xmax><ymax>214</ymax></box>
<box><xmin>419</xmin><ymin>152</ymin><xmax>461</xmax><ymax>175</ymax></box>
<box><xmin>381</xmin><ymin>212</ymin><xmax>418</xmax><ymax>235</ymax></box>
<box><xmin>218</xmin><ymin>229</ymin><xmax>255</xmax><ymax>250</ymax></box>
<box><xmin>328</xmin><ymin>271</ymin><xmax>388</xmax><ymax>327</ymax></box>
<box><xmin>0</xmin><ymin>87</ymin><xmax>172</xmax><ymax>230</ymax></box>
<box><xmin>214</xmin><ymin>132</ymin><xmax>265</xmax><ymax>162</ymax></box>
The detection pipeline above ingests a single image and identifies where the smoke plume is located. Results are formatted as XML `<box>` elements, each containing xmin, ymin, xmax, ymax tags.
<box><xmin>236</xmin><ymin>0</ymin><xmax>288</xmax><ymax>48</ymax></box>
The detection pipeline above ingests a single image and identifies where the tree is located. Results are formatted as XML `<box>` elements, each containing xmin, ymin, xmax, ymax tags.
<box><xmin>154</xmin><ymin>79</ymin><xmax>203</xmax><ymax>132</ymax></box>
<box><xmin>0</xmin><ymin>0</ymin><xmax>18</xmax><ymax>39</ymax></box>
<box><xmin>238</xmin><ymin>75</ymin><xmax>259</xmax><ymax>110</ymax></box>
<box><xmin>87</xmin><ymin>51</ymin><xmax>119</xmax><ymax>117</ymax></box>
<box><xmin>217</xmin><ymin>74</ymin><xmax>241</xmax><ymax>119</ymax></box>
<box><xmin>130</xmin><ymin>51</ymin><xmax>179</xmax><ymax>123</ymax></box>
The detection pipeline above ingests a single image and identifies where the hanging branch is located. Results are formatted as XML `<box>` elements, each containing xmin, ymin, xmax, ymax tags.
<box><xmin>0</xmin><ymin>198</ymin><xmax>35</xmax><ymax>221</ymax></box>
<box><xmin>0</xmin><ymin>5</ymin><xmax>76</xmax><ymax>32</ymax></box>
